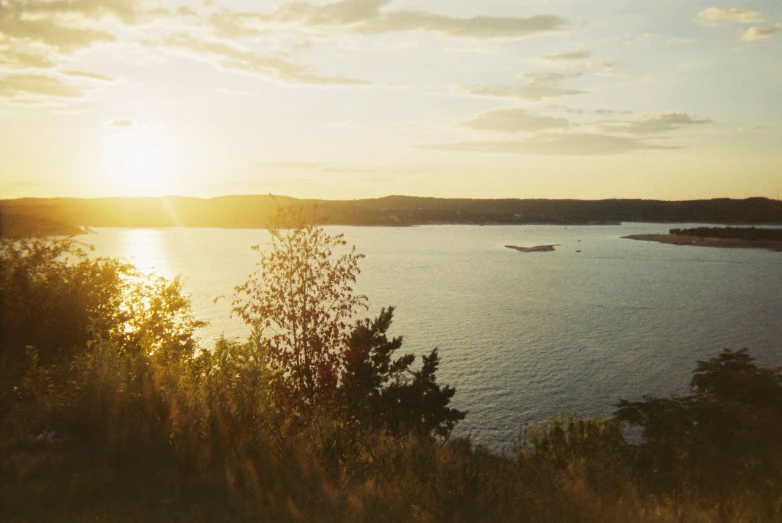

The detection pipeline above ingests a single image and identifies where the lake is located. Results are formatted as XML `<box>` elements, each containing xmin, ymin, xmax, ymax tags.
<box><xmin>86</xmin><ymin>223</ymin><xmax>782</xmax><ymax>448</ymax></box>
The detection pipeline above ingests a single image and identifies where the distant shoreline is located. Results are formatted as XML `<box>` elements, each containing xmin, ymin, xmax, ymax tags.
<box><xmin>2</xmin><ymin>195</ymin><xmax>781</xmax><ymax>232</ymax></box>
<box><xmin>624</xmin><ymin>234</ymin><xmax>782</xmax><ymax>252</ymax></box>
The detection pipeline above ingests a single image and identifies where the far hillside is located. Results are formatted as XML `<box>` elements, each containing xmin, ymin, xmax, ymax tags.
<box><xmin>1</xmin><ymin>195</ymin><xmax>781</xmax><ymax>230</ymax></box>
<box><xmin>0</xmin><ymin>213</ymin><xmax>83</xmax><ymax>238</ymax></box>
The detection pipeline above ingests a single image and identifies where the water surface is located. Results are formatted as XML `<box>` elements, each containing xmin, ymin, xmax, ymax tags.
<box><xmin>86</xmin><ymin>224</ymin><xmax>782</xmax><ymax>448</ymax></box>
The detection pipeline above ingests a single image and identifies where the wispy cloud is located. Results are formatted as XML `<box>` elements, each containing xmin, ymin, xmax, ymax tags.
<box><xmin>0</xmin><ymin>14</ymin><xmax>116</xmax><ymax>52</ymax></box>
<box><xmin>540</xmin><ymin>49</ymin><xmax>613</xmax><ymax>71</ymax></box>
<box><xmin>696</xmin><ymin>8</ymin><xmax>764</xmax><ymax>26</ymax></box>
<box><xmin>104</xmin><ymin>118</ymin><xmax>163</xmax><ymax>130</ymax></box>
<box><xmin>0</xmin><ymin>45</ymin><xmax>56</xmax><ymax>68</ymax></box>
<box><xmin>0</xmin><ymin>73</ymin><xmax>83</xmax><ymax>101</ymax></box>
<box><xmin>542</xmin><ymin>50</ymin><xmax>590</xmax><ymax>61</ymax></box>
<box><xmin>465</xmin><ymin>72</ymin><xmax>584</xmax><ymax>101</ymax></box>
<box><xmin>208</xmin><ymin>11</ymin><xmax>266</xmax><ymax>38</ymax></box>
<box><xmin>742</xmin><ymin>25</ymin><xmax>779</xmax><ymax>41</ymax></box>
<box><xmin>175</xmin><ymin>6</ymin><xmax>197</xmax><ymax>18</ymax></box>
<box><xmin>9</xmin><ymin>0</ymin><xmax>142</xmax><ymax>24</ymax></box>
<box><xmin>263</xmin><ymin>0</ymin><xmax>568</xmax><ymax>39</ymax></box>
<box><xmin>107</xmin><ymin>118</ymin><xmax>134</xmax><ymax>128</ymax></box>
<box><xmin>0</xmin><ymin>0</ymin><xmax>193</xmax><ymax>65</ymax></box>
<box><xmin>696</xmin><ymin>7</ymin><xmax>778</xmax><ymax>42</ymax></box>
<box><xmin>158</xmin><ymin>33</ymin><xmax>369</xmax><ymax>86</ymax></box>
<box><xmin>601</xmin><ymin>112</ymin><xmax>712</xmax><ymax>135</ymax></box>
<box><xmin>423</xmin><ymin>133</ymin><xmax>675</xmax><ymax>156</ymax></box>
<box><xmin>62</xmin><ymin>70</ymin><xmax>114</xmax><ymax>82</ymax></box>
<box><xmin>593</xmin><ymin>108</ymin><xmax>633</xmax><ymax>115</ymax></box>
<box><xmin>461</xmin><ymin>108</ymin><xmax>570</xmax><ymax>133</ymax></box>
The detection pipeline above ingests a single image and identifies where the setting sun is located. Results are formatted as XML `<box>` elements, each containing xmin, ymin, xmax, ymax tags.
<box><xmin>100</xmin><ymin>129</ymin><xmax>179</xmax><ymax>196</ymax></box>
<box><xmin>0</xmin><ymin>0</ymin><xmax>779</xmax><ymax>200</ymax></box>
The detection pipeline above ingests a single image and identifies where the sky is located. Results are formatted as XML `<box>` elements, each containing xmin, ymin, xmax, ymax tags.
<box><xmin>0</xmin><ymin>0</ymin><xmax>780</xmax><ymax>200</ymax></box>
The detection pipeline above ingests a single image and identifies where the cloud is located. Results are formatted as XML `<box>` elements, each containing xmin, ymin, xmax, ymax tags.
<box><xmin>542</xmin><ymin>50</ymin><xmax>590</xmax><ymax>61</ymax></box>
<box><xmin>738</xmin><ymin>124</ymin><xmax>768</xmax><ymax>132</ymax></box>
<box><xmin>593</xmin><ymin>108</ymin><xmax>633</xmax><ymax>115</ymax></box>
<box><xmin>461</xmin><ymin>108</ymin><xmax>570</xmax><ymax>133</ymax></box>
<box><xmin>62</xmin><ymin>70</ymin><xmax>114</xmax><ymax>81</ymax></box>
<box><xmin>743</xmin><ymin>25</ymin><xmax>779</xmax><ymax>41</ymax></box>
<box><xmin>266</xmin><ymin>0</ymin><xmax>568</xmax><ymax>39</ymax></box>
<box><xmin>359</xmin><ymin>11</ymin><xmax>567</xmax><ymax>38</ymax></box>
<box><xmin>696</xmin><ymin>8</ymin><xmax>764</xmax><ymax>26</ymax></box>
<box><xmin>159</xmin><ymin>33</ymin><xmax>369</xmax><ymax>85</ymax></box>
<box><xmin>208</xmin><ymin>12</ymin><xmax>266</xmax><ymax>38</ymax></box>
<box><xmin>105</xmin><ymin>118</ymin><xmax>163</xmax><ymax>130</ymax></box>
<box><xmin>0</xmin><ymin>45</ymin><xmax>56</xmax><ymax>68</ymax></box>
<box><xmin>423</xmin><ymin>133</ymin><xmax>675</xmax><ymax>156</ymax></box>
<box><xmin>0</xmin><ymin>0</ymin><xmax>178</xmax><ymax>58</ymax></box>
<box><xmin>5</xmin><ymin>0</ymin><xmax>142</xmax><ymax>24</ymax></box>
<box><xmin>0</xmin><ymin>73</ymin><xmax>83</xmax><ymax>100</ymax></box>
<box><xmin>602</xmin><ymin>112</ymin><xmax>712</xmax><ymax>134</ymax></box>
<box><xmin>0</xmin><ymin>14</ymin><xmax>116</xmax><ymax>51</ymax></box>
<box><xmin>272</xmin><ymin>0</ymin><xmax>391</xmax><ymax>25</ymax></box>
<box><xmin>465</xmin><ymin>72</ymin><xmax>584</xmax><ymax>101</ymax></box>
<box><xmin>108</xmin><ymin>118</ymin><xmax>134</xmax><ymax>128</ymax></box>
<box><xmin>175</xmin><ymin>6</ymin><xmax>197</xmax><ymax>18</ymax></box>
<box><xmin>540</xmin><ymin>49</ymin><xmax>613</xmax><ymax>71</ymax></box>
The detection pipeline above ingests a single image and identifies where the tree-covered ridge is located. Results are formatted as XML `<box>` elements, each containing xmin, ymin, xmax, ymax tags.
<box><xmin>1</xmin><ymin>229</ymin><xmax>781</xmax><ymax>522</ymax></box>
<box><xmin>669</xmin><ymin>226</ymin><xmax>782</xmax><ymax>241</ymax></box>
<box><xmin>0</xmin><ymin>213</ymin><xmax>83</xmax><ymax>238</ymax></box>
<box><xmin>3</xmin><ymin>195</ymin><xmax>782</xmax><ymax>229</ymax></box>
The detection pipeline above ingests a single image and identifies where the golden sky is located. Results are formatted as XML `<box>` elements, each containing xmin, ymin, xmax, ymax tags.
<box><xmin>1</xmin><ymin>0</ymin><xmax>780</xmax><ymax>200</ymax></box>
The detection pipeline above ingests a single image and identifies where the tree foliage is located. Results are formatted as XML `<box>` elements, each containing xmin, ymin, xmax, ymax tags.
<box><xmin>0</xmin><ymin>237</ymin><xmax>202</xmax><ymax>367</ymax></box>
<box><xmin>669</xmin><ymin>226</ymin><xmax>782</xmax><ymax>241</ymax></box>
<box><xmin>0</xmin><ymin>237</ymin><xmax>204</xmax><ymax>437</ymax></box>
<box><xmin>232</xmin><ymin>221</ymin><xmax>367</xmax><ymax>404</ymax></box>
<box><xmin>341</xmin><ymin>307</ymin><xmax>466</xmax><ymax>438</ymax></box>
<box><xmin>616</xmin><ymin>349</ymin><xmax>782</xmax><ymax>497</ymax></box>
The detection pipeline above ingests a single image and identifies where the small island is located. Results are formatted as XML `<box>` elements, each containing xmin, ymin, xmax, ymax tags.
<box><xmin>624</xmin><ymin>227</ymin><xmax>782</xmax><ymax>252</ymax></box>
<box><xmin>505</xmin><ymin>244</ymin><xmax>558</xmax><ymax>252</ymax></box>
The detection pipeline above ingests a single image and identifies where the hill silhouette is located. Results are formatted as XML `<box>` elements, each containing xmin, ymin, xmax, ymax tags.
<box><xmin>1</xmin><ymin>195</ymin><xmax>781</xmax><ymax>234</ymax></box>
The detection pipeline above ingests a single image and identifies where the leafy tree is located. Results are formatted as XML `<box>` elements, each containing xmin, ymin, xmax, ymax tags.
<box><xmin>232</xmin><ymin>220</ymin><xmax>367</xmax><ymax>405</ymax></box>
<box><xmin>0</xmin><ymin>237</ymin><xmax>204</xmax><ymax>438</ymax></box>
<box><xmin>0</xmin><ymin>237</ymin><xmax>202</xmax><ymax>369</ymax></box>
<box><xmin>616</xmin><ymin>349</ymin><xmax>782</xmax><ymax>498</ymax></box>
<box><xmin>233</xmin><ymin>218</ymin><xmax>465</xmax><ymax>437</ymax></box>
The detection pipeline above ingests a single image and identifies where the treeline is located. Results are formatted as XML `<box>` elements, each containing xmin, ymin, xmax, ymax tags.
<box><xmin>0</xmin><ymin>213</ymin><xmax>83</xmax><ymax>238</ymax></box>
<box><xmin>2</xmin><ymin>195</ymin><xmax>782</xmax><ymax>231</ymax></box>
<box><xmin>670</xmin><ymin>226</ymin><xmax>782</xmax><ymax>241</ymax></box>
<box><xmin>2</xmin><ymin>229</ymin><xmax>782</xmax><ymax>522</ymax></box>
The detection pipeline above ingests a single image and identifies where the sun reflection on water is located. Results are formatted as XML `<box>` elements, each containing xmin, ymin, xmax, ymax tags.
<box><xmin>118</xmin><ymin>228</ymin><xmax>173</xmax><ymax>278</ymax></box>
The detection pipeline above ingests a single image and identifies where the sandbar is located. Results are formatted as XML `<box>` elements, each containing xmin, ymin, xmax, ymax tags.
<box><xmin>623</xmin><ymin>234</ymin><xmax>782</xmax><ymax>252</ymax></box>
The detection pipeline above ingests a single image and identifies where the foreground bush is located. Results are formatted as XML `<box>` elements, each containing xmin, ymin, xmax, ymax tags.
<box><xmin>617</xmin><ymin>348</ymin><xmax>782</xmax><ymax>505</ymax></box>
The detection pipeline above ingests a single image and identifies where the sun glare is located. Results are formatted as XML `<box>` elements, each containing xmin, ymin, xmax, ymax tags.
<box><xmin>100</xmin><ymin>131</ymin><xmax>180</xmax><ymax>196</ymax></box>
<box><xmin>119</xmin><ymin>228</ymin><xmax>173</xmax><ymax>278</ymax></box>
